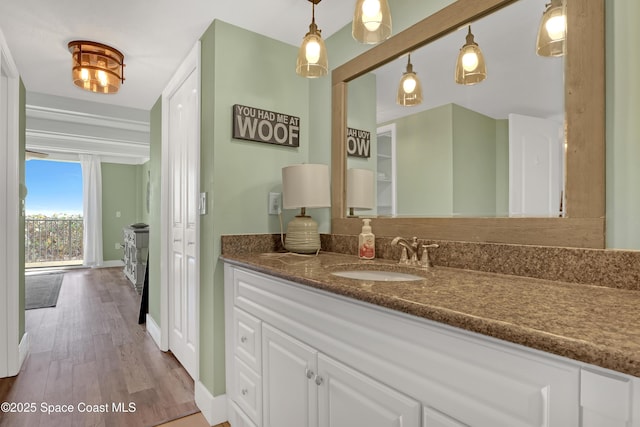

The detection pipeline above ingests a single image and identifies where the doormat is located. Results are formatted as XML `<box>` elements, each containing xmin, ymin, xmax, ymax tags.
<box><xmin>25</xmin><ymin>273</ymin><xmax>64</xmax><ymax>310</ymax></box>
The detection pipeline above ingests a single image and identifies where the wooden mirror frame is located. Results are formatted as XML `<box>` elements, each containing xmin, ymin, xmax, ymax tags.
<box><xmin>331</xmin><ymin>0</ymin><xmax>605</xmax><ymax>248</ymax></box>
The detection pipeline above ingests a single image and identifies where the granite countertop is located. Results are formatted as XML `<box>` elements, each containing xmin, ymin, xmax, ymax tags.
<box><xmin>221</xmin><ymin>251</ymin><xmax>640</xmax><ymax>378</ymax></box>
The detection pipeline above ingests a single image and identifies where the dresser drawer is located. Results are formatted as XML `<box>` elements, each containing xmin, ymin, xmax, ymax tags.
<box><xmin>234</xmin><ymin>357</ymin><xmax>262</xmax><ymax>426</ymax></box>
<box><xmin>234</xmin><ymin>307</ymin><xmax>262</xmax><ymax>373</ymax></box>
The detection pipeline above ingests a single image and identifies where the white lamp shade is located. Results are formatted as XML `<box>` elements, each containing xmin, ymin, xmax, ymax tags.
<box><xmin>347</xmin><ymin>168</ymin><xmax>374</xmax><ymax>209</ymax></box>
<box><xmin>282</xmin><ymin>164</ymin><xmax>331</xmax><ymax>209</ymax></box>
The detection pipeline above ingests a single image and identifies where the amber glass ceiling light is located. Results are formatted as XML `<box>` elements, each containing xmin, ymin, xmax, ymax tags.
<box><xmin>296</xmin><ymin>0</ymin><xmax>328</xmax><ymax>78</ymax></box>
<box><xmin>455</xmin><ymin>26</ymin><xmax>487</xmax><ymax>85</ymax></box>
<box><xmin>536</xmin><ymin>0</ymin><xmax>566</xmax><ymax>57</ymax></box>
<box><xmin>68</xmin><ymin>41</ymin><xmax>125</xmax><ymax>94</ymax></box>
<box><xmin>397</xmin><ymin>54</ymin><xmax>422</xmax><ymax>106</ymax></box>
<box><xmin>352</xmin><ymin>0</ymin><xmax>392</xmax><ymax>44</ymax></box>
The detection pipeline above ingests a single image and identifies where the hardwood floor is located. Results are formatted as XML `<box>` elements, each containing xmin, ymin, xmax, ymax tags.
<box><xmin>0</xmin><ymin>267</ymin><xmax>199</xmax><ymax>427</ymax></box>
<box><xmin>156</xmin><ymin>412</ymin><xmax>230</xmax><ymax>427</ymax></box>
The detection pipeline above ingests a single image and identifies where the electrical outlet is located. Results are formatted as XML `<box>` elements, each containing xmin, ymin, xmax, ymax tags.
<box><xmin>116</xmin><ymin>211</ymin><xmax>121</xmax><ymax>218</ymax></box>
<box><xmin>115</xmin><ymin>242</ymin><xmax>121</xmax><ymax>250</ymax></box>
<box><xmin>268</xmin><ymin>192</ymin><xmax>282</xmax><ymax>215</ymax></box>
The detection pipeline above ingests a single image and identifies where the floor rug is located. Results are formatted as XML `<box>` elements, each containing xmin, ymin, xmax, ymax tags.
<box><xmin>25</xmin><ymin>273</ymin><xmax>64</xmax><ymax>309</ymax></box>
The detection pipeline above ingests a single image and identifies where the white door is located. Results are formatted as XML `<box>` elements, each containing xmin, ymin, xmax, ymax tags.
<box><xmin>508</xmin><ymin>113</ymin><xmax>564</xmax><ymax>217</ymax></box>
<box><xmin>263</xmin><ymin>324</ymin><xmax>318</xmax><ymax>427</ymax></box>
<box><xmin>0</xmin><ymin>29</ymin><xmax>21</xmax><ymax>378</ymax></box>
<box><xmin>167</xmin><ymin>50</ymin><xmax>200</xmax><ymax>379</ymax></box>
<box><xmin>317</xmin><ymin>354</ymin><xmax>420</xmax><ymax>427</ymax></box>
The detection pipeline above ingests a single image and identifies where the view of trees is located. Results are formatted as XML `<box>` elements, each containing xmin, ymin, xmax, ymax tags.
<box><xmin>25</xmin><ymin>214</ymin><xmax>83</xmax><ymax>264</ymax></box>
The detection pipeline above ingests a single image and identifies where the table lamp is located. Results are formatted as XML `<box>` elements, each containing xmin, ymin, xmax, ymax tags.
<box><xmin>282</xmin><ymin>164</ymin><xmax>331</xmax><ymax>254</ymax></box>
<box><xmin>347</xmin><ymin>168</ymin><xmax>374</xmax><ymax>217</ymax></box>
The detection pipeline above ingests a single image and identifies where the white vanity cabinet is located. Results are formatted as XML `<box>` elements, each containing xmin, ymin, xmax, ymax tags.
<box><xmin>261</xmin><ymin>323</ymin><xmax>420</xmax><ymax>427</ymax></box>
<box><xmin>224</xmin><ymin>263</ymin><xmax>640</xmax><ymax>427</ymax></box>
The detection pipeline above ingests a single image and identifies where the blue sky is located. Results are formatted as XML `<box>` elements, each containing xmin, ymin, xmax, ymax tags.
<box><xmin>25</xmin><ymin>160</ymin><xmax>83</xmax><ymax>216</ymax></box>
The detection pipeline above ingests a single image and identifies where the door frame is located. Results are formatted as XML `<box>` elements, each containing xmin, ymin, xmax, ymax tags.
<box><xmin>0</xmin><ymin>27</ymin><xmax>26</xmax><ymax>377</ymax></box>
<box><xmin>159</xmin><ymin>41</ymin><xmax>201</xmax><ymax>380</ymax></box>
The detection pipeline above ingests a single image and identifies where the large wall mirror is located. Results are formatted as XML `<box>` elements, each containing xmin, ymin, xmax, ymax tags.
<box><xmin>331</xmin><ymin>0</ymin><xmax>605</xmax><ymax>248</ymax></box>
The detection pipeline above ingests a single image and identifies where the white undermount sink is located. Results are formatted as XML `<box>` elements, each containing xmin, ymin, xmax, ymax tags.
<box><xmin>330</xmin><ymin>270</ymin><xmax>424</xmax><ymax>281</ymax></box>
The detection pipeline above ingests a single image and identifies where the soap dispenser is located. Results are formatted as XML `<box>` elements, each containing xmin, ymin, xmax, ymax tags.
<box><xmin>358</xmin><ymin>219</ymin><xmax>375</xmax><ymax>260</ymax></box>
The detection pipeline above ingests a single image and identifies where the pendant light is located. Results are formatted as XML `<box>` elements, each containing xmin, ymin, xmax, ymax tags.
<box><xmin>352</xmin><ymin>0</ymin><xmax>392</xmax><ymax>44</ymax></box>
<box><xmin>396</xmin><ymin>54</ymin><xmax>422</xmax><ymax>107</ymax></box>
<box><xmin>296</xmin><ymin>0</ymin><xmax>328</xmax><ymax>78</ymax></box>
<box><xmin>536</xmin><ymin>0</ymin><xmax>566</xmax><ymax>57</ymax></box>
<box><xmin>455</xmin><ymin>26</ymin><xmax>487</xmax><ymax>85</ymax></box>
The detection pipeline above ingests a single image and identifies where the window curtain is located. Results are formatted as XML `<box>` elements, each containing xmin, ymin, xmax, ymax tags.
<box><xmin>79</xmin><ymin>154</ymin><xmax>103</xmax><ymax>267</ymax></box>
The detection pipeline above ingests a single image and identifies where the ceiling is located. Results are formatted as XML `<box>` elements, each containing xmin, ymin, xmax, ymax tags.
<box><xmin>374</xmin><ymin>0</ymin><xmax>564</xmax><ymax>123</ymax></box>
<box><xmin>0</xmin><ymin>0</ymin><xmax>355</xmax><ymax>111</ymax></box>
<box><xmin>1</xmin><ymin>0</ymin><xmax>563</xmax><ymax>162</ymax></box>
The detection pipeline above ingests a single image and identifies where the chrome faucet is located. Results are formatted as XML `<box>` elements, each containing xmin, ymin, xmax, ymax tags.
<box><xmin>391</xmin><ymin>236</ymin><xmax>439</xmax><ymax>268</ymax></box>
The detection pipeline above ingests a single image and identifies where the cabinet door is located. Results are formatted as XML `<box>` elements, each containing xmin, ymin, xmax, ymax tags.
<box><xmin>262</xmin><ymin>324</ymin><xmax>318</xmax><ymax>427</ymax></box>
<box><xmin>317</xmin><ymin>354</ymin><xmax>420</xmax><ymax>427</ymax></box>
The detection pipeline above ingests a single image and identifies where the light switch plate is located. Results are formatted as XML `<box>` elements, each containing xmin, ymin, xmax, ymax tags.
<box><xmin>199</xmin><ymin>192</ymin><xmax>207</xmax><ymax>215</ymax></box>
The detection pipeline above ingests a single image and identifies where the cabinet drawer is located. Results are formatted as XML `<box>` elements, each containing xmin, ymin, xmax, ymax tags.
<box><xmin>234</xmin><ymin>307</ymin><xmax>262</xmax><ymax>373</ymax></box>
<box><xmin>423</xmin><ymin>407</ymin><xmax>468</xmax><ymax>427</ymax></box>
<box><xmin>235</xmin><ymin>357</ymin><xmax>262</xmax><ymax>426</ymax></box>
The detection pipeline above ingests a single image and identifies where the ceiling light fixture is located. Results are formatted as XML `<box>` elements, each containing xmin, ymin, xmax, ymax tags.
<box><xmin>396</xmin><ymin>53</ymin><xmax>422</xmax><ymax>107</ymax></box>
<box><xmin>296</xmin><ymin>0</ymin><xmax>328</xmax><ymax>78</ymax></box>
<box><xmin>536</xmin><ymin>0</ymin><xmax>566</xmax><ymax>57</ymax></box>
<box><xmin>352</xmin><ymin>0</ymin><xmax>392</xmax><ymax>44</ymax></box>
<box><xmin>455</xmin><ymin>26</ymin><xmax>487</xmax><ymax>85</ymax></box>
<box><xmin>68</xmin><ymin>40</ymin><xmax>125</xmax><ymax>94</ymax></box>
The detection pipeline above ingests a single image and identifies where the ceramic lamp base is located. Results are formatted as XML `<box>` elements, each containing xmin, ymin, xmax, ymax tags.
<box><xmin>285</xmin><ymin>215</ymin><xmax>321</xmax><ymax>254</ymax></box>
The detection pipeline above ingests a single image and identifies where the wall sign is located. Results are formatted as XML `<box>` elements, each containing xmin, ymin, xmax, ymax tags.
<box><xmin>346</xmin><ymin>127</ymin><xmax>371</xmax><ymax>158</ymax></box>
<box><xmin>232</xmin><ymin>104</ymin><xmax>300</xmax><ymax>147</ymax></box>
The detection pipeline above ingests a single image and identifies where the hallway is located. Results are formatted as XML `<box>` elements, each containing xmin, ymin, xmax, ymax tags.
<box><xmin>0</xmin><ymin>268</ymin><xmax>198</xmax><ymax>426</ymax></box>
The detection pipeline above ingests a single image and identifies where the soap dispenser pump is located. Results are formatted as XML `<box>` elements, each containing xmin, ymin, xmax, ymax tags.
<box><xmin>358</xmin><ymin>219</ymin><xmax>375</xmax><ymax>260</ymax></box>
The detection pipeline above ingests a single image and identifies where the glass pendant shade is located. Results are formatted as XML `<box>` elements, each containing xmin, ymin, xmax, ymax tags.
<box><xmin>352</xmin><ymin>0</ymin><xmax>392</xmax><ymax>44</ymax></box>
<box><xmin>397</xmin><ymin>55</ymin><xmax>422</xmax><ymax>106</ymax></box>
<box><xmin>68</xmin><ymin>41</ymin><xmax>124</xmax><ymax>94</ymax></box>
<box><xmin>455</xmin><ymin>27</ymin><xmax>487</xmax><ymax>85</ymax></box>
<box><xmin>536</xmin><ymin>0</ymin><xmax>566</xmax><ymax>57</ymax></box>
<box><xmin>296</xmin><ymin>0</ymin><xmax>328</xmax><ymax>78</ymax></box>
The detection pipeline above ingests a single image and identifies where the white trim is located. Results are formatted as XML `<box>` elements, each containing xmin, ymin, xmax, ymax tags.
<box><xmin>145</xmin><ymin>314</ymin><xmax>165</xmax><ymax>350</ymax></box>
<box><xmin>376</xmin><ymin>123</ymin><xmax>397</xmax><ymax>216</ymax></box>
<box><xmin>27</xmin><ymin>151</ymin><xmax>148</xmax><ymax>166</ymax></box>
<box><xmin>18</xmin><ymin>332</ymin><xmax>29</xmax><ymax>368</ymax></box>
<box><xmin>160</xmin><ymin>41</ymin><xmax>201</xmax><ymax>377</ymax></box>
<box><xmin>195</xmin><ymin>381</ymin><xmax>228</xmax><ymax>426</ymax></box>
<box><xmin>26</xmin><ymin>130</ymin><xmax>149</xmax><ymax>163</ymax></box>
<box><xmin>0</xmin><ymin>26</ymin><xmax>23</xmax><ymax>378</ymax></box>
<box><xmin>26</xmin><ymin>104</ymin><xmax>150</xmax><ymax>133</ymax></box>
<box><xmin>100</xmin><ymin>260</ymin><xmax>124</xmax><ymax>268</ymax></box>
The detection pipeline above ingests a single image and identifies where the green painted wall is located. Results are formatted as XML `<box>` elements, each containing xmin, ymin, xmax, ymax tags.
<box><xmin>394</xmin><ymin>104</ymin><xmax>454</xmax><ymax>215</ymax></box>
<box><xmin>147</xmin><ymin>98</ymin><xmax>162</xmax><ymax>323</ymax></box>
<box><xmin>605</xmin><ymin>0</ymin><xmax>640</xmax><ymax>249</ymax></box>
<box><xmin>19</xmin><ymin>79</ymin><xmax>25</xmax><ymax>338</ymax></box>
<box><xmin>379</xmin><ymin>104</ymin><xmax>498</xmax><ymax>216</ymax></box>
<box><xmin>136</xmin><ymin>162</ymin><xmax>151</xmax><ymax>225</ymax></box>
<box><xmin>495</xmin><ymin>119</ymin><xmax>509</xmax><ymax>216</ymax></box>
<box><xmin>451</xmin><ymin>104</ymin><xmax>497</xmax><ymax>216</ymax></box>
<box><xmin>101</xmin><ymin>163</ymin><xmax>139</xmax><ymax>261</ymax></box>
<box><xmin>200</xmin><ymin>20</ymin><xmax>312</xmax><ymax>396</ymax></box>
